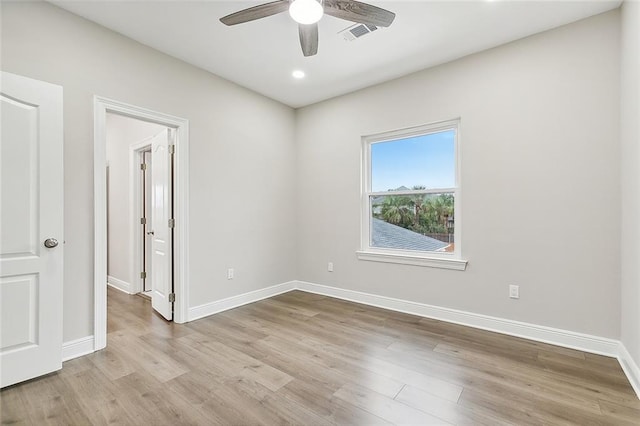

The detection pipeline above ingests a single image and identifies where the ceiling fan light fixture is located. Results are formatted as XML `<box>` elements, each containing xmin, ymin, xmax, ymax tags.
<box><xmin>289</xmin><ymin>0</ymin><xmax>323</xmax><ymax>25</ymax></box>
<box><xmin>220</xmin><ymin>0</ymin><xmax>395</xmax><ymax>57</ymax></box>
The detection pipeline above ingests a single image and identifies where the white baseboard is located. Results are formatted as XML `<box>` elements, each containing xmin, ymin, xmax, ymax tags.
<box><xmin>107</xmin><ymin>275</ymin><xmax>133</xmax><ymax>294</ymax></box>
<box><xmin>294</xmin><ymin>280</ymin><xmax>620</xmax><ymax>357</ymax></box>
<box><xmin>187</xmin><ymin>281</ymin><xmax>297</xmax><ymax>322</ymax></box>
<box><xmin>618</xmin><ymin>343</ymin><xmax>640</xmax><ymax>399</ymax></box>
<box><xmin>62</xmin><ymin>336</ymin><xmax>95</xmax><ymax>362</ymax></box>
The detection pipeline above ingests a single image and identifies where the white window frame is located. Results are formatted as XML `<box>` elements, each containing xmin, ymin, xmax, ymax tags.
<box><xmin>357</xmin><ymin>119</ymin><xmax>467</xmax><ymax>271</ymax></box>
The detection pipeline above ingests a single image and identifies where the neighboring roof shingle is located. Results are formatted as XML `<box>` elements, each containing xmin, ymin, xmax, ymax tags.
<box><xmin>371</xmin><ymin>218</ymin><xmax>449</xmax><ymax>252</ymax></box>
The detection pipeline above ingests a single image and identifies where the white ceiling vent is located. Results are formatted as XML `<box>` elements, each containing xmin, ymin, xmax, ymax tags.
<box><xmin>339</xmin><ymin>23</ymin><xmax>378</xmax><ymax>42</ymax></box>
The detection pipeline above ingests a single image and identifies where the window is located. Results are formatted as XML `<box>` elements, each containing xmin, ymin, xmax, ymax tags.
<box><xmin>358</xmin><ymin>119</ymin><xmax>466</xmax><ymax>270</ymax></box>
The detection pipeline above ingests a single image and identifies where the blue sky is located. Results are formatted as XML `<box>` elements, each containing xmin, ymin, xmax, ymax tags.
<box><xmin>371</xmin><ymin>130</ymin><xmax>455</xmax><ymax>192</ymax></box>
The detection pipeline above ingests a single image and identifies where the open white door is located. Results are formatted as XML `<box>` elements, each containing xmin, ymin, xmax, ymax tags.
<box><xmin>150</xmin><ymin>129</ymin><xmax>173</xmax><ymax>320</ymax></box>
<box><xmin>0</xmin><ymin>72</ymin><xmax>63</xmax><ymax>387</ymax></box>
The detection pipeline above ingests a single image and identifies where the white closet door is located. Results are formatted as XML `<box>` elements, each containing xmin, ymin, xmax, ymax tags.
<box><xmin>150</xmin><ymin>129</ymin><xmax>173</xmax><ymax>320</ymax></box>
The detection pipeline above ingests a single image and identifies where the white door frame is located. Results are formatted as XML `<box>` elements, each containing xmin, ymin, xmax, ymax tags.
<box><xmin>130</xmin><ymin>140</ymin><xmax>152</xmax><ymax>295</ymax></box>
<box><xmin>94</xmin><ymin>96</ymin><xmax>189</xmax><ymax>351</ymax></box>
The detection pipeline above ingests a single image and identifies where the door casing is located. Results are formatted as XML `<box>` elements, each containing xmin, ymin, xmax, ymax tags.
<box><xmin>93</xmin><ymin>97</ymin><xmax>189</xmax><ymax>351</ymax></box>
<box><xmin>131</xmin><ymin>140</ymin><xmax>152</xmax><ymax>295</ymax></box>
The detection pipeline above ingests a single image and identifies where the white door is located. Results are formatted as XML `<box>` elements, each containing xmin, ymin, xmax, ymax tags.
<box><xmin>0</xmin><ymin>72</ymin><xmax>63</xmax><ymax>388</ymax></box>
<box><xmin>150</xmin><ymin>129</ymin><xmax>173</xmax><ymax>320</ymax></box>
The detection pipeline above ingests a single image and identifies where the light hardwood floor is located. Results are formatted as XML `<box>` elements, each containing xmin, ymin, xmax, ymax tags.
<box><xmin>2</xmin><ymin>287</ymin><xmax>639</xmax><ymax>425</ymax></box>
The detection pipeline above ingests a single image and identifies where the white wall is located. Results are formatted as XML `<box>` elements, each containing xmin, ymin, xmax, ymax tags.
<box><xmin>1</xmin><ymin>1</ymin><xmax>297</xmax><ymax>342</ymax></box>
<box><xmin>621</xmin><ymin>0</ymin><xmax>640</xmax><ymax>368</ymax></box>
<box><xmin>106</xmin><ymin>113</ymin><xmax>164</xmax><ymax>288</ymax></box>
<box><xmin>296</xmin><ymin>11</ymin><xmax>621</xmax><ymax>338</ymax></box>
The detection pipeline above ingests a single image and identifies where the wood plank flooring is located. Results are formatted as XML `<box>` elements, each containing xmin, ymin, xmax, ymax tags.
<box><xmin>2</xmin><ymin>287</ymin><xmax>639</xmax><ymax>425</ymax></box>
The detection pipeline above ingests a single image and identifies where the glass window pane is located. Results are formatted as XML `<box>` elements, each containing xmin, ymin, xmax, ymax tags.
<box><xmin>370</xmin><ymin>193</ymin><xmax>455</xmax><ymax>253</ymax></box>
<box><xmin>371</xmin><ymin>129</ymin><xmax>455</xmax><ymax>192</ymax></box>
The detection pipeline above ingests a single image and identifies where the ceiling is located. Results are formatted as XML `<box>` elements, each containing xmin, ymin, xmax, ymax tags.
<box><xmin>51</xmin><ymin>0</ymin><xmax>621</xmax><ymax>108</ymax></box>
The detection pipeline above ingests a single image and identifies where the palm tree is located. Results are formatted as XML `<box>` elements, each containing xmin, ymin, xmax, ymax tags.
<box><xmin>380</xmin><ymin>195</ymin><xmax>412</xmax><ymax>227</ymax></box>
<box><xmin>418</xmin><ymin>198</ymin><xmax>443</xmax><ymax>233</ymax></box>
<box><xmin>436</xmin><ymin>193</ymin><xmax>454</xmax><ymax>223</ymax></box>
<box><xmin>409</xmin><ymin>186</ymin><xmax>426</xmax><ymax>229</ymax></box>
<box><xmin>414</xmin><ymin>194</ymin><xmax>452</xmax><ymax>233</ymax></box>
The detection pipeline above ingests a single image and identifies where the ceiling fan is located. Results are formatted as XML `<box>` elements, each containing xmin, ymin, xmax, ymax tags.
<box><xmin>220</xmin><ymin>0</ymin><xmax>395</xmax><ymax>57</ymax></box>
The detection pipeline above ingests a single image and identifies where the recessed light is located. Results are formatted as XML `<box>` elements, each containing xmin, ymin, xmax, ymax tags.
<box><xmin>292</xmin><ymin>70</ymin><xmax>305</xmax><ymax>79</ymax></box>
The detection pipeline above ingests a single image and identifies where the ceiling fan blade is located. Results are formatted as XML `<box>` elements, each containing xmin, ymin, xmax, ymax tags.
<box><xmin>299</xmin><ymin>23</ymin><xmax>319</xmax><ymax>57</ymax></box>
<box><xmin>220</xmin><ymin>0</ymin><xmax>290</xmax><ymax>26</ymax></box>
<box><xmin>323</xmin><ymin>0</ymin><xmax>395</xmax><ymax>27</ymax></box>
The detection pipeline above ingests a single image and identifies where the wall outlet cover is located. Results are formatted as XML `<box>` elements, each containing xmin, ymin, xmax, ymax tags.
<box><xmin>509</xmin><ymin>285</ymin><xmax>519</xmax><ymax>299</ymax></box>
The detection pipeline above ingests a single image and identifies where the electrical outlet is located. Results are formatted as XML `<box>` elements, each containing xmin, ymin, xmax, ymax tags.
<box><xmin>227</xmin><ymin>268</ymin><xmax>234</xmax><ymax>280</ymax></box>
<box><xmin>328</xmin><ymin>262</ymin><xmax>334</xmax><ymax>272</ymax></box>
<box><xmin>509</xmin><ymin>285</ymin><xmax>519</xmax><ymax>299</ymax></box>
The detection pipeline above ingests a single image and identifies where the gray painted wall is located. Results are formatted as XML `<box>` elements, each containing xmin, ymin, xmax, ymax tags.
<box><xmin>295</xmin><ymin>11</ymin><xmax>621</xmax><ymax>338</ymax></box>
<box><xmin>621</xmin><ymin>0</ymin><xmax>640</xmax><ymax>368</ymax></box>
<box><xmin>1</xmin><ymin>1</ymin><xmax>297</xmax><ymax>342</ymax></box>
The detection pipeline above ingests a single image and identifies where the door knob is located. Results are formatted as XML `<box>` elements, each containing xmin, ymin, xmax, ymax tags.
<box><xmin>44</xmin><ymin>238</ymin><xmax>58</xmax><ymax>248</ymax></box>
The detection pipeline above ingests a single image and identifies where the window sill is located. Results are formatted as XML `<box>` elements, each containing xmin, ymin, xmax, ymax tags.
<box><xmin>356</xmin><ymin>250</ymin><xmax>468</xmax><ymax>271</ymax></box>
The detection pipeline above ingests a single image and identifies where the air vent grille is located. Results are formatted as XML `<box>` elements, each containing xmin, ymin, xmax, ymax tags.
<box><xmin>339</xmin><ymin>23</ymin><xmax>378</xmax><ymax>42</ymax></box>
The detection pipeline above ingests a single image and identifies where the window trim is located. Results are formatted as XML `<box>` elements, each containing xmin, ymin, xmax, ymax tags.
<box><xmin>359</xmin><ymin>118</ymin><xmax>467</xmax><ymax>270</ymax></box>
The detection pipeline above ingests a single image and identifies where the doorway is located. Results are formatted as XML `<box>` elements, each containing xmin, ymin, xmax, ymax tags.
<box><xmin>106</xmin><ymin>114</ymin><xmax>164</xmax><ymax>299</ymax></box>
<box><xmin>129</xmin><ymin>126</ymin><xmax>176</xmax><ymax>321</ymax></box>
<box><xmin>106</xmin><ymin>118</ymin><xmax>175</xmax><ymax>321</ymax></box>
<box><xmin>94</xmin><ymin>97</ymin><xmax>190</xmax><ymax>352</ymax></box>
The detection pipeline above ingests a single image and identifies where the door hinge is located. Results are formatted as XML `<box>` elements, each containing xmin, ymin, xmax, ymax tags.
<box><xmin>168</xmin><ymin>218</ymin><xmax>175</xmax><ymax>228</ymax></box>
<box><xmin>168</xmin><ymin>145</ymin><xmax>175</xmax><ymax>155</ymax></box>
<box><xmin>169</xmin><ymin>293</ymin><xmax>175</xmax><ymax>303</ymax></box>
<box><xmin>140</xmin><ymin>271</ymin><xmax>147</xmax><ymax>279</ymax></box>
<box><xmin>140</xmin><ymin>217</ymin><xmax>146</xmax><ymax>225</ymax></box>
<box><xmin>140</xmin><ymin>163</ymin><xmax>147</xmax><ymax>170</ymax></box>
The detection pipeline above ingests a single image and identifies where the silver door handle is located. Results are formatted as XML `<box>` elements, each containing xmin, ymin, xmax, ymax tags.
<box><xmin>44</xmin><ymin>238</ymin><xmax>58</xmax><ymax>248</ymax></box>
<box><xmin>147</xmin><ymin>231</ymin><xmax>154</xmax><ymax>235</ymax></box>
